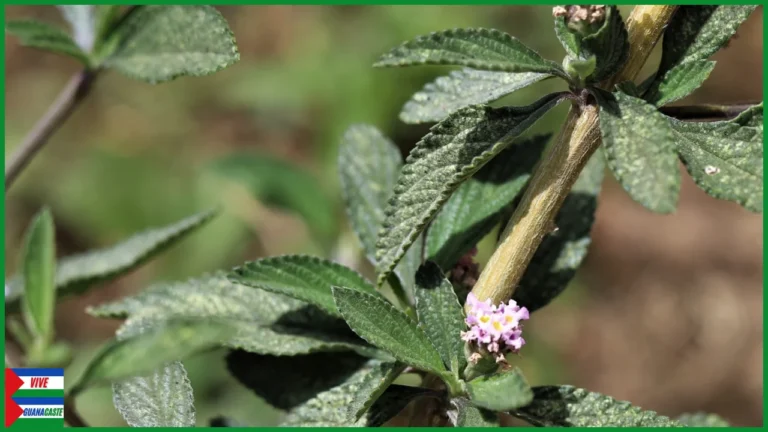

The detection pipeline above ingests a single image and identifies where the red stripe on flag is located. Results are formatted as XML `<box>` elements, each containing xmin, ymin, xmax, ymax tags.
<box><xmin>5</xmin><ymin>369</ymin><xmax>24</xmax><ymax>427</ymax></box>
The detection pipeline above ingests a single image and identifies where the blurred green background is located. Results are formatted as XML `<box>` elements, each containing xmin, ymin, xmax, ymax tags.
<box><xmin>4</xmin><ymin>5</ymin><xmax>763</xmax><ymax>427</ymax></box>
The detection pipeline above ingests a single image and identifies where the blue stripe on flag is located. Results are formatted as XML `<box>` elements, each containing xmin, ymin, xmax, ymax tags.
<box><xmin>12</xmin><ymin>397</ymin><xmax>64</xmax><ymax>405</ymax></box>
<box><xmin>11</xmin><ymin>368</ymin><xmax>64</xmax><ymax>376</ymax></box>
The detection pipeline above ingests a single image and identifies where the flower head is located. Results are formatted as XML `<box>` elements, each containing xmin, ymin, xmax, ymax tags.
<box><xmin>463</xmin><ymin>293</ymin><xmax>530</xmax><ymax>363</ymax></box>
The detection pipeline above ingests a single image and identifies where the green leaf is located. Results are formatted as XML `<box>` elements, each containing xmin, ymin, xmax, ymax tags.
<box><xmin>88</xmin><ymin>273</ymin><xmax>378</xmax><ymax>357</ymax></box>
<box><xmin>6</xmin><ymin>19</ymin><xmax>90</xmax><ymax>66</ymax></box>
<box><xmin>375</xmin><ymin>93</ymin><xmax>564</xmax><ymax>285</ymax></box>
<box><xmin>332</xmin><ymin>286</ymin><xmax>445</xmax><ymax>374</ymax></box>
<box><xmin>6</xmin><ymin>209</ymin><xmax>216</xmax><ymax>313</ymax></box>
<box><xmin>553</xmin><ymin>16</ymin><xmax>580</xmax><ymax>59</ymax></box>
<box><xmin>345</xmin><ymin>362</ymin><xmax>404</xmax><ymax>422</ymax></box>
<box><xmin>645</xmin><ymin>60</ymin><xmax>716</xmax><ymax>107</ymax></box>
<box><xmin>339</xmin><ymin>125</ymin><xmax>403</xmax><ymax>265</ymax></box>
<box><xmin>449</xmin><ymin>397</ymin><xmax>499</xmax><ymax>427</ymax></box>
<box><xmin>667</xmin><ymin>104</ymin><xmax>763</xmax><ymax>212</ymax></box>
<box><xmin>58</xmin><ymin>6</ymin><xmax>96</xmax><ymax>52</ymax></box>
<box><xmin>226</xmin><ymin>350</ymin><xmax>370</xmax><ymax>410</ymax></box>
<box><xmin>21</xmin><ymin>208</ymin><xmax>56</xmax><ymax>344</ymax></box>
<box><xmin>229</xmin><ymin>255</ymin><xmax>376</xmax><ymax>318</ymax></box>
<box><xmin>282</xmin><ymin>360</ymin><xmax>402</xmax><ymax>426</ymax></box>
<box><xmin>511</xmin><ymin>386</ymin><xmax>682</xmax><ymax>427</ymax></box>
<box><xmin>644</xmin><ymin>6</ymin><xmax>756</xmax><ymax>103</ymax></box>
<box><xmin>466</xmin><ymin>367</ymin><xmax>533</xmax><ymax>412</ymax></box>
<box><xmin>70</xmin><ymin>317</ymin><xmax>235</xmax><ymax>395</ymax></box>
<box><xmin>362</xmin><ymin>384</ymin><xmax>438</xmax><ymax>427</ymax></box>
<box><xmin>111</xmin><ymin>317</ymin><xmax>195</xmax><ymax>427</ymax></box>
<box><xmin>399</xmin><ymin>68</ymin><xmax>553</xmax><ymax>124</ymax></box>
<box><xmin>426</xmin><ymin>135</ymin><xmax>549</xmax><ymax>270</ymax></box>
<box><xmin>374</xmin><ymin>28</ymin><xmax>565</xmax><ymax>76</ymax></box>
<box><xmin>208</xmin><ymin>153</ymin><xmax>336</xmax><ymax>241</ymax></box>
<box><xmin>599</xmin><ymin>91</ymin><xmax>680</xmax><ymax>213</ymax></box>
<box><xmin>513</xmin><ymin>150</ymin><xmax>605</xmax><ymax>313</ymax></box>
<box><xmin>580</xmin><ymin>6</ymin><xmax>629</xmax><ymax>82</ymax></box>
<box><xmin>413</xmin><ymin>261</ymin><xmax>466</xmax><ymax>374</ymax></box>
<box><xmin>676</xmin><ymin>412</ymin><xmax>730</xmax><ymax>427</ymax></box>
<box><xmin>103</xmin><ymin>5</ymin><xmax>239</xmax><ymax>83</ymax></box>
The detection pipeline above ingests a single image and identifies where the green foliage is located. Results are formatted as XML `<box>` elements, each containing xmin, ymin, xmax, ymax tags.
<box><xmin>103</xmin><ymin>5</ymin><xmax>239</xmax><ymax>83</ymax></box>
<box><xmin>512</xmin><ymin>386</ymin><xmax>682</xmax><ymax>427</ymax></box>
<box><xmin>449</xmin><ymin>398</ymin><xmax>499</xmax><ymax>427</ymax></box>
<box><xmin>20</xmin><ymin>208</ymin><xmax>57</xmax><ymax>349</ymax></box>
<box><xmin>513</xmin><ymin>150</ymin><xmax>605</xmax><ymax>312</ymax></box>
<box><xmin>400</xmin><ymin>69</ymin><xmax>553</xmax><ymax>124</ymax></box>
<box><xmin>208</xmin><ymin>153</ymin><xmax>336</xmax><ymax>241</ymax></box>
<box><xmin>226</xmin><ymin>350</ymin><xmax>369</xmax><ymax>410</ymax></box>
<box><xmin>228</xmin><ymin>255</ymin><xmax>375</xmax><ymax>317</ymax></box>
<box><xmin>413</xmin><ymin>261</ymin><xmax>466</xmax><ymax>374</ymax></box>
<box><xmin>111</xmin><ymin>318</ymin><xmax>195</xmax><ymax>427</ymax></box>
<box><xmin>6</xmin><ymin>19</ymin><xmax>90</xmax><ymax>66</ymax></box>
<box><xmin>361</xmin><ymin>385</ymin><xmax>439</xmax><ymax>427</ymax></box>
<box><xmin>375</xmin><ymin>28</ymin><xmax>565</xmax><ymax>75</ymax></box>
<box><xmin>332</xmin><ymin>287</ymin><xmax>446</xmax><ymax>375</ymax></box>
<box><xmin>579</xmin><ymin>6</ymin><xmax>628</xmax><ymax>82</ymax></box>
<box><xmin>6</xmin><ymin>210</ymin><xmax>216</xmax><ymax>313</ymax></box>
<box><xmin>57</xmin><ymin>5</ymin><xmax>96</xmax><ymax>52</ymax></box>
<box><xmin>466</xmin><ymin>367</ymin><xmax>533</xmax><ymax>412</ymax></box>
<box><xmin>676</xmin><ymin>412</ymin><xmax>730</xmax><ymax>427</ymax></box>
<box><xmin>345</xmin><ymin>362</ymin><xmax>404</xmax><ymax>422</ymax></box>
<box><xmin>88</xmin><ymin>273</ymin><xmax>377</xmax><ymax>357</ymax></box>
<box><xmin>668</xmin><ymin>104</ymin><xmax>763</xmax><ymax>212</ymax></box>
<box><xmin>375</xmin><ymin>93</ymin><xmax>564</xmax><ymax>285</ymax></box>
<box><xmin>426</xmin><ymin>134</ymin><xmax>549</xmax><ymax>270</ymax></box>
<box><xmin>599</xmin><ymin>91</ymin><xmax>680</xmax><ymax>213</ymax></box>
<box><xmin>70</xmin><ymin>317</ymin><xmax>235</xmax><ymax>395</ymax></box>
<box><xmin>643</xmin><ymin>6</ymin><xmax>756</xmax><ymax>105</ymax></box>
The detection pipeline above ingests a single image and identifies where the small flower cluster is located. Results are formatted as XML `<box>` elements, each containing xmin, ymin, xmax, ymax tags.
<box><xmin>461</xmin><ymin>293</ymin><xmax>530</xmax><ymax>363</ymax></box>
<box><xmin>553</xmin><ymin>5</ymin><xmax>607</xmax><ymax>28</ymax></box>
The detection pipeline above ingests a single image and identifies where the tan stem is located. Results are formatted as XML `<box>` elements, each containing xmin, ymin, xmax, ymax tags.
<box><xmin>468</xmin><ymin>6</ymin><xmax>678</xmax><ymax>308</ymax></box>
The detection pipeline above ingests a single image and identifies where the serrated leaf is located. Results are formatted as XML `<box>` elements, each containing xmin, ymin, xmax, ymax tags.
<box><xmin>103</xmin><ymin>5</ymin><xmax>239</xmax><ymax>83</ymax></box>
<box><xmin>346</xmin><ymin>362</ymin><xmax>405</xmax><ymax>422</ymax></box>
<box><xmin>21</xmin><ymin>208</ymin><xmax>56</xmax><ymax>344</ymax></box>
<box><xmin>511</xmin><ymin>386</ymin><xmax>682</xmax><ymax>427</ymax></box>
<box><xmin>599</xmin><ymin>91</ymin><xmax>680</xmax><ymax>213</ymax></box>
<box><xmin>208</xmin><ymin>153</ymin><xmax>335</xmax><ymax>241</ymax></box>
<box><xmin>226</xmin><ymin>350</ymin><xmax>370</xmax><ymax>410</ymax></box>
<box><xmin>6</xmin><ymin>209</ymin><xmax>216</xmax><ymax>313</ymax></box>
<box><xmin>676</xmin><ymin>412</ymin><xmax>730</xmax><ymax>427</ymax></box>
<box><xmin>71</xmin><ymin>317</ymin><xmax>235</xmax><ymax>395</ymax></box>
<box><xmin>449</xmin><ymin>397</ymin><xmax>499</xmax><ymax>427</ymax></box>
<box><xmin>88</xmin><ymin>273</ymin><xmax>378</xmax><ymax>357</ymax></box>
<box><xmin>667</xmin><ymin>104</ymin><xmax>763</xmax><ymax>212</ymax></box>
<box><xmin>426</xmin><ymin>135</ymin><xmax>549</xmax><ymax>270</ymax></box>
<box><xmin>513</xmin><ymin>150</ymin><xmax>605</xmax><ymax>313</ymax></box>
<box><xmin>58</xmin><ymin>5</ymin><xmax>96</xmax><ymax>52</ymax></box>
<box><xmin>645</xmin><ymin>60</ymin><xmax>716</xmax><ymax>107</ymax></box>
<box><xmin>375</xmin><ymin>28</ymin><xmax>564</xmax><ymax>76</ymax></box>
<box><xmin>282</xmin><ymin>360</ymin><xmax>402</xmax><ymax>427</ymax></box>
<box><xmin>6</xmin><ymin>19</ymin><xmax>90</xmax><ymax>66</ymax></box>
<box><xmin>229</xmin><ymin>255</ymin><xmax>376</xmax><ymax>318</ymax></box>
<box><xmin>413</xmin><ymin>261</ymin><xmax>466</xmax><ymax>373</ymax></box>
<box><xmin>375</xmin><ymin>93</ymin><xmax>565</xmax><ymax>285</ymax></box>
<box><xmin>399</xmin><ymin>68</ymin><xmax>553</xmax><ymax>124</ymax></box>
<box><xmin>644</xmin><ymin>6</ymin><xmax>756</xmax><ymax>104</ymax></box>
<box><xmin>111</xmin><ymin>317</ymin><xmax>195</xmax><ymax>427</ymax></box>
<box><xmin>553</xmin><ymin>16</ymin><xmax>580</xmax><ymax>59</ymax></box>
<box><xmin>332</xmin><ymin>286</ymin><xmax>445</xmax><ymax>374</ymax></box>
<box><xmin>466</xmin><ymin>367</ymin><xmax>533</xmax><ymax>412</ymax></box>
<box><xmin>580</xmin><ymin>6</ymin><xmax>629</xmax><ymax>82</ymax></box>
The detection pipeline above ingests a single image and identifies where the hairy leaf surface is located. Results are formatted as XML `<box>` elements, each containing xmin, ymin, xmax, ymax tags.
<box><xmin>332</xmin><ymin>287</ymin><xmax>445</xmax><ymax>374</ymax></box>
<box><xmin>676</xmin><ymin>412</ymin><xmax>730</xmax><ymax>427</ymax></box>
<box><xmin>644</xmin><ymin>60</ymin><xmax>715</xmax><ymax>107</ymax></box>
<box><xmin>599</xmin><ymin>91</ymin><xmax>679</xmax><ymax>213</ymax></box>
<box><xmin>7</xmin><ymin>210</ymin><xmax>216</xmax><ymax>312</ymax></box>
<box><xmin>21</xmin><ymin>209</ymin><xmax>56</xmax><ymax>343</ymax></box>
<box><xmin>580</xmin><ymin>6</ymin><xmax>629</xmax><ymax>82</ymax></box>
<box><xmin>466</xmin><ymin>367</ymin><xmax>533</xmax><ymax>412</ymax></box>
<box><xmin>400</xmin><ymin>69</ymin><xmax>552</xmax><ymax>124</ymax></box>
<box><xmin>104</xmin><ymin>5</ymin><xmax>239</xmax><ymax>83</ymax></box>
<box><xmin>513</xmin><ymin>150</ymin><xmax>605</xmax><ymax>312</ymax></box>
<box><xmin>6</xmin><ymin>19</ymin><xmax>90</xmax><ymax>65</ymax></box>
<box><xmin>375</xmin><ymin>28</ymin><xmax>564</xmax><ymax>75</ymax></box>
<box><xmin>413</xmin><ymin>262</ymin><xmax>466</xmax><ymax>373</ymax></box>
<box><xmin>512</xmin><ymin>386</ymin><xmax>682</xmax><ymax>427</ymax></box>
<box><xmin>668</xmin><ymin>104</ymin><xmax>763</xmax><ymax>212</ymax></box>
<box><xmin>426</xmin><ymin>135</ymin><xmax>549</xmax><ymax>270</ymax></box>
<box><xmin>375</xmin><ymin>93</ymin><xmax>564</xmax><ymax>284</ymax></box>
<box><xmin>449</xmin><ymin>398</ymin><xmax>499</xmax><ymax>427</ymax></box>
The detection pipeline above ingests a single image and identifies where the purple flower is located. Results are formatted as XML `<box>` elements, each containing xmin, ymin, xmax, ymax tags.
<box><xmin>463</xmin><ymin>293</ymin><xmax>530</xmax><ymax>362</ymax></box>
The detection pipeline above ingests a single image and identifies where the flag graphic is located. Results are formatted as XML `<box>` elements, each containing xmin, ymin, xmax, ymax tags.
<box><xmin>5</xmin><ymin>368</ymin><xmax>65</xmax><ymax>429</ymax></box>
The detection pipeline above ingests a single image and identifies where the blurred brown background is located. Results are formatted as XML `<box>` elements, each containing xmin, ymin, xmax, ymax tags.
<box><xmin>4</xmin><ymin>5</ymin><xmax>763</xmax><ymax>427</ymax></box>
